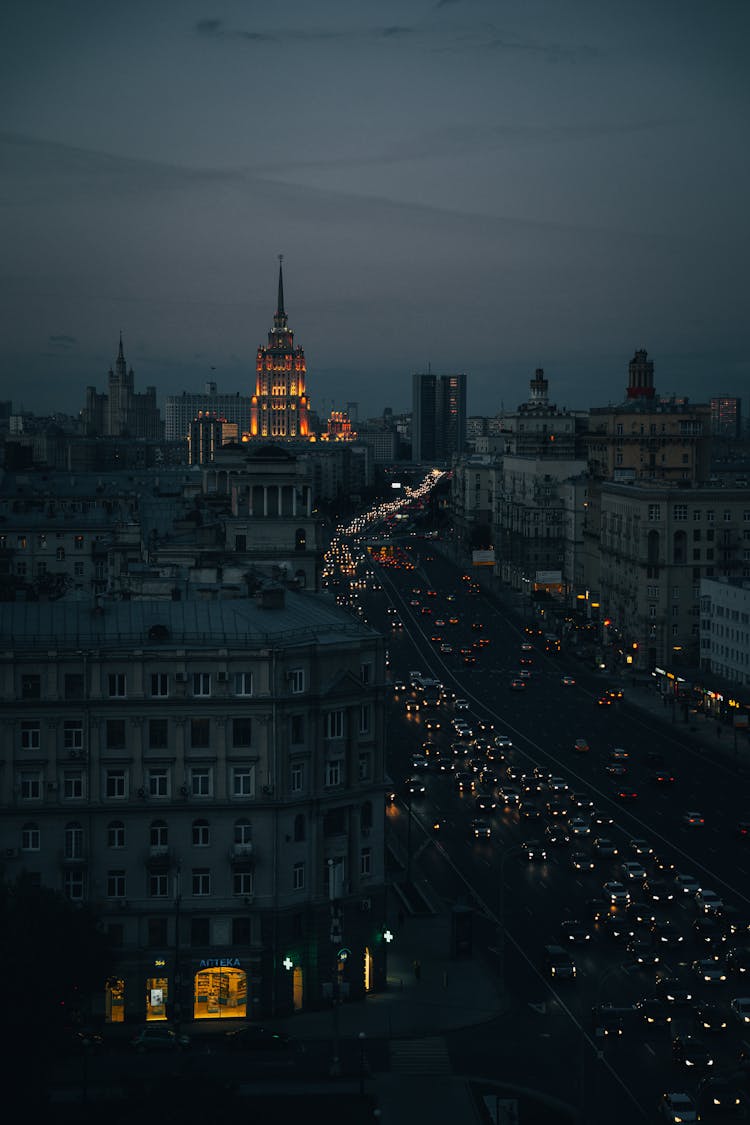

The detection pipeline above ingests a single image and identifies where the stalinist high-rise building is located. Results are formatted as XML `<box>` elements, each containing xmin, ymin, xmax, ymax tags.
<box><xmin>247</xmin><ymin>258</ymin><xmax>311</xmax><ymax>441</ymax></box>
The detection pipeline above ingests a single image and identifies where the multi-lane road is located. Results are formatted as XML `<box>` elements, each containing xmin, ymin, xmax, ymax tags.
<box><xmin>353</xmin><ymin>537</ymin><xmax>750</xmax><ymax>1123</ymax></box>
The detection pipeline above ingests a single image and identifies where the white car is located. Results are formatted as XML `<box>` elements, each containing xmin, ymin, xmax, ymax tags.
<box><xmin>494</xmin><ymin>734</ymin><xmax>513</xmax><ymax>749</ymax></box>
<box><xmin>455</xmin><ymin>698</ymin><xmax>470</xmax><ymax>711</ymax></box>
<box><xmin>730</xmin><ymin>997</ymin><xmax>750</xmax><ymax>1024</ymax></box>
<box><xmin>603</xmin><ymin>881</ymin><xmax>630</xmax><ymax>905</ymax></box>
<box><xmin>549</xmin><ymin>777</ymin><xmax>569</xmax><ymax>793</ymax></box>
<box><xmin>629</xmin><ymin>838</ymin><xmax>654</xmax><ymax>856</ymax></box>
<box><xmin>569</xmin><ymin>818</ymin><xmax>591</xmax><ymax>837</ymax></box>
<box><xmin>693</xmin><ymin>959</ymin><xmax>728</xmax><ymax>983</ymax></box>
<box><xmin>658</xmin><ymin>1092</ymin><xmax>699</xmax><ymax>1123</ymax></box>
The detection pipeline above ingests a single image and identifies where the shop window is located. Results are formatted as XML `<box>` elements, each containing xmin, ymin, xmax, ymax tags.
<box><xmin>146</xmin><ymin>976</ymin><xmax>168</xmax><ymax>1021</ymax></box>
<box><xmin>105</xmin><ymin>978</ymin><xmax>125</xmax><ymax>1024</ymax></box>
<box><xmin>293</xmin><ymin>966</ymin><xmax>303</xmax><ymax>1011</ymax></box>
<box><xmin>193</xmin><ymin>966</ymin><xmax>246</xmax><ymax>1020</ymax></box>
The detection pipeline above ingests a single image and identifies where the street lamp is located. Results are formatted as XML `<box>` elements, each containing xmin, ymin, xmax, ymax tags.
<box><xmin>358</xmin><ymin>1031</ymin><xmax>367</xmax><ymax>1096</ymax></box>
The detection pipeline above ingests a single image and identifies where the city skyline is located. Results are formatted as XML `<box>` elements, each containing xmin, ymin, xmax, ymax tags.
<box><xmin>1</xmin><ymin>0</ymin><xmax>748</xmax><ymax>419</ymax></box>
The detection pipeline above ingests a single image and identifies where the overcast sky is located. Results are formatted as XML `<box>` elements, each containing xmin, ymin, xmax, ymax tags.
<box><xmin>1</xmin><ymin>0</ymin><xmax>748</xmax><ymax>421</ymax></box>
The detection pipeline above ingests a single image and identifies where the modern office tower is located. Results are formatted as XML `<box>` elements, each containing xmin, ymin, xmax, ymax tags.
<box><xmin>709</xmin><ymin>395</ymin><xmax>741</xmax><ymax>439</ymax></box>
<box><xmin>186</xmin><ymin>413</ymin><xmax>238</xmax><ymax>465</ymax></box>
<box><xmin>411</xmin><ymin>371</ymin><xmax>467</xmax><ymax>463</ymax></box>
<box><xmin>82</xmin><ymin>335</ymin><xmax>164</xmax><ymax>440</ymax></box>
<box><xmin>165</xmin><ymin>383</ymin><xmax>251</xmax><ymax>443</ymax></box>
<box><xmin>248</xmin><ymin>258</ymin><xmax>311</xmax><ymax>440</ymax></box>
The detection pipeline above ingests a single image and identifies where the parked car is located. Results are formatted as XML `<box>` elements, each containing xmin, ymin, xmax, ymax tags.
<box><xmin>131</xmin><ymin>1026</ymin><xmax>191</xmax><ymax>1052</ymax></box>
<box><xmin>224</xmin><ymin>1025</ymin><xmax>304</xmax><ymax>1062</ymax></box>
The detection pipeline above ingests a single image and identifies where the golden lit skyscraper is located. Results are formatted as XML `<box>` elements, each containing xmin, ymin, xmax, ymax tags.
<box><xmin>248</xmin><ymin>257</ymin><xmax>310</xmax><ymax>440</ymax></box>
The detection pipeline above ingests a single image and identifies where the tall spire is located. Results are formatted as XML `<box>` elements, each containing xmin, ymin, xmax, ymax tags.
<box><xmin>115</xmin><ymin>331</ymin><xmax>127</xmax><ymax>377</ymax></box>
<box><xmin>273</xmin><ymin>254</ymin><xmax>288</xmax><ymax>331</ymax></box>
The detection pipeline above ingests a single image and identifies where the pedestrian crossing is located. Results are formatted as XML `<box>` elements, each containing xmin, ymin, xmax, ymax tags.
<box><xmin>390</xmin><ymin>1036</ymin><xmax>452</xmax><ymax>1074</ymax></box>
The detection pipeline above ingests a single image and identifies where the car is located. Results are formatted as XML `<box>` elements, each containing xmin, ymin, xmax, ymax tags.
<box><xmin>591</xmin><ymin>809</ymin><xmax>614</xmax><ymax>828</ymax></box>
<box><xmin>393</xmin><ymin>679</ymin><xmax>407</xmax><ymax>693</ymax></box>
<box><xmin>519</xmin><ymin>802</ymin><xmax>542</xmax><ymax>821</ymax></box>
<box><xmin>509</xmin><ymin>679</ymin><xmax>526</xmax><ymax>691</ymax></box>
<box><xmin>405</xmin><ymin>700</ymin><xmax>420</xmax><ymax>713</ymax></box>
<box><xmin>559</xmin><ymin>920</ymin><xmax>591</xmax><ymax>945</ymax></box>
<box><xmin>697</xmin><ymin>1074</ymin><xmax>743</xmax><ymax>1113</ymax></box>
<box><xmin>545</xmin><ymin>797</ymin><xmax>569</xmax><ymax>818</ymax></box>
<box><xmin>406</xmin><ymin>776</ymin><xmax>426</xmax><ymax>795</ymax></box>
<box><xmin>693</xmin><ymin>959</ymin><xmax>729</xmax><ymax>984</ymax></box>
<box><xmin>609</xmin><ymin>748</ymin><xmax>629</xmax><ymax>761</ymax></box>
<box><xmin>592</xmin><ymin>1003</ymin><xmax>636</xmax><ymax>1037</ymax></box>
<box><xmin>569</xmin><ymin>818</ymin><xmax>591</xmax><ymax>837</ymax></box>
<box><xmin>470</xmin><ymin>818</ymin><xmax>492</xmax><ymax>839</ymax></box>
<box><xmin>738</xmin><ymin>820</ymin><xmax>750</xmax><ymax>839</ymax></box>
<box><xmin>516</xmin><ymin>669</ymin><xmax>531</xmax><ymax>679</ymax></box>
<box><xmin>651</xmin><ymin>769</ymin><xmax>676</xmax><ymax>784</ymax></box>
<box><xmin>544</xmin><ymin>945</ymin><xmax>576</xmax><ymax>979</ymax></box>
<box><xmin>727</xmin><ymin>946</ymin><xmax>750</xmax><ymax>975</ymax></box>
<box><xmin>494</xmin><ymin>733</ymin><xmax>513</xmax><ymax>749</ymax></box>
<box><xmin>455</xmin><ymin>698</ymin><xmax>469</xmax><ymax>711</ymax></box>
<box><xmin>593</xmin><ymin>837</ymin><xmax>618</xmax><ymax>858</ymax></box>
<box><xmin>519</xmin><ymin>656</ymin><xmax>534</xmax><ymax>667</ymax></box>
<box><xmin>672</xmin><ymin>1034</ymin><xmax>714</xmax><ymax>1069</ymax></box>
<box><xmin>730</xmin><ymin>997</ymin><xmax>750</xmax><ymax>1024</ymax></box>
<box><xmin>411</xmin><ymin>754</ymin><xmax>429</xmax><ymax>771</ymax></box>
<box><xmin>570</xmin><ymin>792</ymin><xmax>595</xmax><ymax>812</ymax></box>
<box><xmin>675</xmin><ymin>872</ymin><xmax>702</xmax><ymax>896</ymax></box>
<box><xmin>615</xmin><ymin>786</ymin><xmax>638</xmax><ymax>801</ymax></box>
<box><xmin>621</xmin><ymin>861</ymin><xmax>647</xmax><ymax>881</ymax></box>
<box><xmin>636</xmin><ymin>997</ymin><xmax>673</xmax><ymax>1026</ymax></box>
<box><xmin>605</xmin><ymin>762</ymin><xmax>627</xmax><ymax>777</ymax></box>
<box><xmin>131</xmin><ymin>1026</ymin><xmax>191</xmax><ymax>1052</ymax></box>
<box><xmin>627</xmin><ymin>938</ymin><xmax>661</xmax><ymax>966</ymax></box>
<box><xmin>548</xmin><ymin>776</ymin><xmax>569</xmax><ymax>793</ymax></box>
<box><xmin>652</xmin><ymin>853</ymin><xmax>677</xmax><ymax>875</ymax></box>
<box><xmin>605</xmin><ymin>687</ymin><xmax>624</xmax><ymax>701</ymax></box>
<box><xmin>545</xmin><ymin>825</ymin><xmax>570</xmax><ymax>847</ymax></box>
<box><xmin>454</xmin><ymin>771</ymin><xmax>475</xmax><ymax>792</ymax></box>
<box><xmin>650</xmin><ymin>920</ymin><xmax>684</xmax><ymax>947</ymax></box>
<box><xmin>523</xmin><ymin>840</ymin><xmax>548</xmax><ymax>862</ymax></box>
<box><xmin>696</xmin><ymin>889</ymin><xmax>724</xmax><ymax>916</ymax></box>
<box><xmin>628</xmin><ymin>901</ymin><xmax>657</xmax><ymax>927</ymax></box>
<box><xmin>694</xmin><ymin>1002</ymin><xmax>729</xmax><ymax>1033</ymax></box>
<box><xmin>561</xmin><ymin>675</ymin><xmax>576</xmax><ymax>686</ymax></box>
<box><xmin>475</xmin><ymin>793</ymin><xmax>497</xmax><ymax>812</ymax></box>
<box><xmin>434</xmin><ymin>618</ymin><xmax>446</xmax><ymax>627</ymax></box>
<box><xmin>596</xmin><ymin>695</ymin><xmax>613</xmax><ymax>707</ymax></box>
<box><xmin>655</xmin><ymin>976</ymin><xmax>694</xmax><ymax>1005</ymax></box>
<box><xmin>658</xmin><ymin>1092</ymin><xmax>699</xmax><ymax>1123</ymax></box>
<box><xmin>224</xmin><ymin>1025</ymin><xmax>304</xmax><ymax>1060</ymax></box>
<box><xmin>603</xmin><ymin>881</ymin><xmax>631</xmax><ymax>905</ymax></box>
<box><xmin>573</xmin><ymin>738</ymin><xmax>590</xmax><ymax>753</ymax></box>
<box><xmin>694</xmin><ymin>917</ymin><xmax>728</xmax><ymax>951</ymax></box>
<box><xmin>424</xmin><ymin>717</ymin><xmax>442</xmax><ymax>731</ymax></box>
<box><xmin>498</xmin><ymin>785</ymin><xmax>521</xmax><ymax>806</ymax></box>
<box><xmin>643</xmin><ymin>880</ymin><xmax>676</xmax><ymax>906</ymax></box>
<box><xmin>571</xmin><ymin>851</ymin><xmax>596</xmax><ymax>872</ymax></box>
<box><xmin>683</xmin><ymin>810</ymin><xmax>705</xmax><ymax>827</ymax></box>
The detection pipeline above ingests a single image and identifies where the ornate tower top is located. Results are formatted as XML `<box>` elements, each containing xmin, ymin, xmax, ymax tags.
<box><xmin>626</xmin><ymin>348</ymin><xmax>655</xmax><ymax>400</ymax></box>
<box><xmin>273</xmin><ymin>254</ymin><xmax>288</xmax><ymax>332</ymax></box>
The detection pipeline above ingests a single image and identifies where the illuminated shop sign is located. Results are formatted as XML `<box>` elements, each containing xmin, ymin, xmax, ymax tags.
<box><xmin>198</xmin><ymin>958</ymin><xmax>242</xmax><ymax>968</ymax></box>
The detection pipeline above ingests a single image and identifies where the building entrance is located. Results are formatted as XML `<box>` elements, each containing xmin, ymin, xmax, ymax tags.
<box><xmin>193</xmin><ymin>966</ymin><xmax>247</xmax><ymax>1019</ymax></box>
<box><xmin>146</xmin><ymin>976</ymin><xmax>168</xmax><ymax>1021</ymax></box>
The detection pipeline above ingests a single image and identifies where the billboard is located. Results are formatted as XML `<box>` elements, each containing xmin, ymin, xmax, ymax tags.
<box><xmin>472</xmin><ymin>549</ymin><xmax>495</xmax><ymax>567</ymax></box>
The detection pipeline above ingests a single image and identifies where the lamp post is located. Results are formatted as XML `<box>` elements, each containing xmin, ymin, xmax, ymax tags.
<box><xmin>358</xmin><ymin>1031</ymin><xmax>367</xmax><ymax>1096</ymax></box>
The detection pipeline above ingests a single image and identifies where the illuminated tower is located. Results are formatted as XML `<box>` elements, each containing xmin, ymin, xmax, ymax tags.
<box><xmin>248</xmin><ymin>257</ymin><xmax>310</xmax><ymax>440</ymax></box>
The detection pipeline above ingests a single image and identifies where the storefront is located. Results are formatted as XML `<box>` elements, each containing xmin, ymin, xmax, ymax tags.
<box><xmin>193</xmin><ymin>959</ymin><xmax>247</xmax><ymax>1019</ymax></box>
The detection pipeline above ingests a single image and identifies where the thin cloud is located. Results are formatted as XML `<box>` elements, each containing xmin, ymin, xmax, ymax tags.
<box><xmin>48</xmin><ymin>334</ymin><xmax>76</xmax><ymax>347</ymax></box>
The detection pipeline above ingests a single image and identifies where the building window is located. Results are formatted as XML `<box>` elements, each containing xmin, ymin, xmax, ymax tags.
<box><xmin>325</xmin><ymin>710</ymin><xmax>344</xmax><ymax>740</ymax></box>
<box><xmin>232</xmin><ymin>718</ymin><xmax>252</xmax><ymax>748</ymax></box>
<box><xmin>290</xmin><ymin>714</ymin><xmax>305</xmax><ymax>744</ymax></box>
<box><xmin>649</xmin><ymin>605</ymin><xmax>657</xmax><ymax>618</ymax></box>
<box><xmin>647</xmin><ymin>505</ymin><xmax>661</xmax><ymax>522</ymax></box>
<box><xmin>21</xmin><ymin>674</ymin><xmax>41</xmax><ymax>700</ymax></box>
<box><xmin>107</xmin><ymin>821</ymin><xmax>125</xmax><ymax>848</ymax></box>
<box><xmin>290</xmin><ymin>761</ymin><xmax>304</xmax><ymax>793</ymax></box>
<box><xmin>192</xmin><ymin>869</ymin><xmax>211</xmax><ymax>896</ymax></box>
<box><xmin>56</xmin><ymin>547</ymin><xmax>66</xmax><ymax>561</ymax></box>
<box><xmin>360</xmin><ymin>848</ymin><xmax>372</xmax><ymax>878</ymax></box>
<box><xmin>20</xmin><ymin>771</ymin><xmax>41</xmax><ymax>800</ymax></box>
<box><xmin>64</xmin><ymin>674</ymin><xmax>84</xmax><ymax>700</ymax></box>
<box><xmin>723</xmin><ymin>510</ymin><xmax>732</xmax><ymax>522</ymax></box>
<box><xmin>150</xmin><ymin>820</ymin><xmax>168</xmax><ymax>847</ymax></box>
<box><xmin>105</xmin><ymin>770</ymin><xmax>126</xmax><ymax>799</ymax></box>
<box><xmin>147</xmin><ymin>918</ymin><xmax>168</xmax><ymax>947</ymax></box>
<box><xmin>292</xmin><ymin>862</ymin><xmax>305</xmax><ymax>891</ymax></box>
<box><xmin>21</xmin><ymin>822</ymin><xmax>40</xmax><ymax>851</ymax></box>
<box><xmin>107</xmin><ymin>673</ymin><xmax>126</xmax><ymax>698</ymax></box>
<box><xmin>64</xmin><ymin>871</ymin><xmax>85</xmax><ymax>902</ymax></box>
<box><xmin>74</xmin><ymin>535</ymin><xmax>84</xmax><ymax>551</ymax></box>
<box><xmin>107</xmin><ymin>871</ymin><xmax>126</xmax><ymax>899</ymax></box>
<box><xmin>193</xmin><ymin>673</ymin><xmax>211</xmax><ymax>697</ymax></box>
<box><xmin>73</xmin><ymin>561</ymin><xmax>84</xmax><ymax>577</ymax></box>
<box><xmin>148</xmin><ymin>719</ymin><xmax>168</xmax><ymax>750</ymax></box>
<box><xmin>148</xmin><ymin>768</ymin><xmax>169</xmax><ymax>798</ymax></box>
<box><xmin>707</xmin><ymin>510</ymin><xmax>715</xmax><ymax>523</ymax></box>
<box><xmin>63</xmin><ymin>771</ymin><xmax>84</xmax><ymax>799</ymax></box>
<box><xmin>360</xmin><ymin>662</ymin><xmax>372</xmax><ymax>684</ymax></box>
<box><xmin>106</xmin><ymin>720</ymin><xmax>126</xmax><ymax>750</ymax></box>
<box><xmin>234</xmin><ymin>819</ymin><xmax>252</xmax><ymax>845</ymax></box>
<box><xmin>234</xmin><ymin>672</ymin><xmax>253</xmax><ymax>697</ymax></box>
<box><xmin>183</xmin><ymin>814</ymin><xmax>210</xmax><ymax>848</ymax></box>
<box><xmin>232</xmin><ymin>766</ymin><xmax>254</xmax><ymax>798</ymax></box>
<box><xmin>233</xmin><ymin>869</ymin><xmax>254</xmax><ymax>896</ymax></box>
<box><xmin>190</xmin><ymin>718</ymin><xmax>210</xmax><ymax>749</ymax></box>
<box><xmin>358</xmin><ymin>752</ymin><xmax>372</xmax><ymax>781</ymax></box>
<box><xmin>325</xmin><ymin>759</ymin><xmax>342</xmax><ymax>787</ymax></box>
<box><xmin>191</xmin><ymin>768</ymin><xmax>212</xmax><ymax>797</ymax></box>
<box><xmin>294</xmin><ymin>813</ymin><xmax>306</xmax><ymax>842</ymax></box>
<box><xmin>289</xmin><ymin>668</ymin><xmax>305</xmax><ymax>694</ymax></box>
<box><xmin>150</xmin><ymin>673</ymin><xmax>169</xmax><ymax>697</ymax></box>
<box><xmin>359</xmin><ymin>704</ymin><xmax>371</xmax><ymax>736</ymax></box>
<box><xmin>673</xmin><ymin>505</ymin><xmax>688</xmax><ymax>521</ymax></box>
<box><xmin>63</xmin><ymin>720</ymin><xmax>83</xmax><ymax>751</ymax></box>
<box><xmin>21</xmin><ymin>721</ymin><xmax>41</xmax><ymax>751</ymax></box>
<box><xmin>149</xmin><ymin>874</ymin><xmax>169</xmax><ymax>898</ymax></box>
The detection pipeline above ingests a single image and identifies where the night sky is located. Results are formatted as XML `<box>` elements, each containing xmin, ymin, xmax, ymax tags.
<box><xmin>1</xmin><ymin>0</ymin><xmax>748</xmax><ymax>421</ymax></box>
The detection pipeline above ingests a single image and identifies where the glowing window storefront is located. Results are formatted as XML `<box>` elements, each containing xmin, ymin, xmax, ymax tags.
<box><xmin>105</xmin><ymin>978</ymin><xmax>125</xmax><ymax>1023</ymax></box>
<box><xmin>193</xmin><ymin>965</ymin><xmax>247</xmax><ymax>1019</ymax></box>
<box><xmin>146</xmin><ymin>977</ymin><xmax>168</xmax><ymax>1021</ymax></box>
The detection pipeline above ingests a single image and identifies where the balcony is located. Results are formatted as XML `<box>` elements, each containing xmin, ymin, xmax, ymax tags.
<box><xmin>145</xmin><ymin>846</ymin><xmax>174</xmax><ymax>870</ymax></box>
<box><xmin>229</xmin><ymin>843</ymin><xmax>254</xmax><ymax>863</ymax></box>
